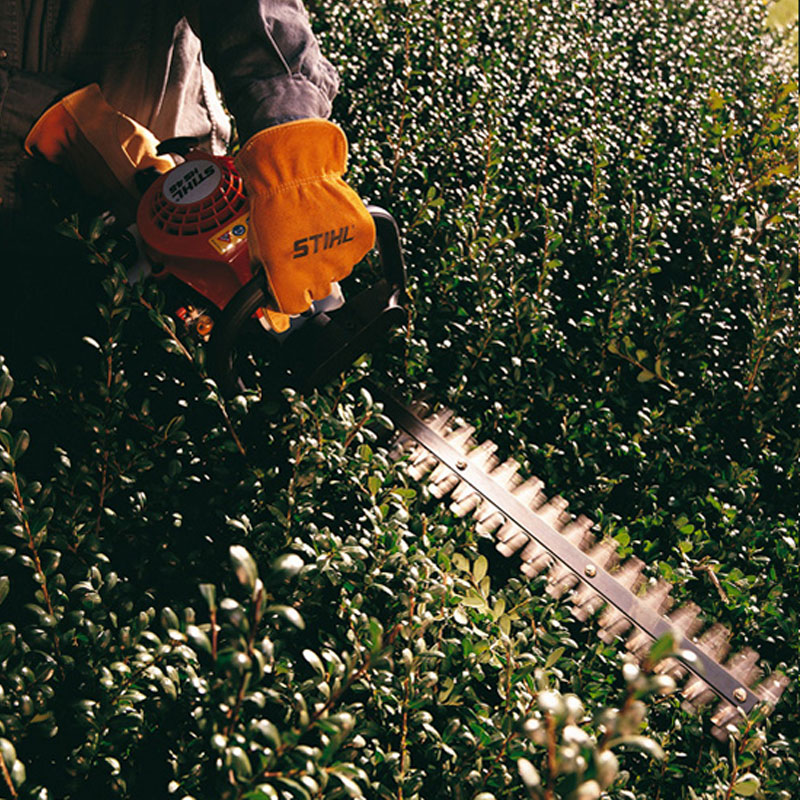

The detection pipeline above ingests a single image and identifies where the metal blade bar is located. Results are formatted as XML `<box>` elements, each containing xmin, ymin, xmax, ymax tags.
<box><xmin>368</xmin><ymin>383</ymin><xmax>758</xmax><ymax>714</ymax></box>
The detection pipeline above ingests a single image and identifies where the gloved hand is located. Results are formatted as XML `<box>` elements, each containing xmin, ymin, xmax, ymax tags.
<box><xmin>24</xmin><ymin>83</ymin><xmax>174</xmax><ymax>217</ymax></box>
<box><xmin>235</xmin><ymin>119</ymin><xmax>375</xmax><ymax>316</ymax></box>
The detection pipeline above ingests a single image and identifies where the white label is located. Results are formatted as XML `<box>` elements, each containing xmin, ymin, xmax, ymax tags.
<box><xmin>162</xmin><ymin>159</ymin><xmax>222</xmax><ymax>205</ymax></box>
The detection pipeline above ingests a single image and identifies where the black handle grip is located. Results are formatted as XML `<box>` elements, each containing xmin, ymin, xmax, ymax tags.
<box><xmin>207</xmin><ymin>207</ymin><xmax>407</xmax><ymax>396</ymax></box>
<box><xmin>367</xmin><ymin>205</ymin><xmax>409</xmax><ymax>299</ymax></box>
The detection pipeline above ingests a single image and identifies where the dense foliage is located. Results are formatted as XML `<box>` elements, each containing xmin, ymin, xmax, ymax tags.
<box><xmin>0</xmin><ymin>0</ymin><xmax>797</xmax><ymax>798</ymax></box>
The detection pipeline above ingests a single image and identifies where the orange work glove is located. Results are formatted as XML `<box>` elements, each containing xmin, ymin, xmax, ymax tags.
<box><xmin>24</xmin><ymin>84</ymin><xmax>174</xmax><ymax>217</ymax></box>
<box><xmin>235</xmin><ymin>119</ymin><xmax>376</xmax><ymax>316</ymax></box>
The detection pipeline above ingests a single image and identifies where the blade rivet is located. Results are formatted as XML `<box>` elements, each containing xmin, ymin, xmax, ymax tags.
<box><xmin>733</xmin><ymin>687</ymin><xmax>747</xmax><ymax>703</ymax></box>
<box><xmin>584</xmin><ymin>564</ymin><xmax>597</xmax><ymax>578</ymax></box>
<box><xmin>456</xmin><ymin>459</ymin><xmax>468</xmax><ymax>470</ymax></box>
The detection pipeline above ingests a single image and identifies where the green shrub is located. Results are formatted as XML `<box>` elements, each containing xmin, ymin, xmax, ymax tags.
<box><xmin>1</xmin><ymin>0</ymin><xmax>797</xmax><ymax>798</ymax></box>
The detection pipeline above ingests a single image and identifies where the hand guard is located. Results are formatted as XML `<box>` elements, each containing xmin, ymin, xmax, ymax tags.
<box><xmin>25</xmin><ymin>84</ymin><xmax>174</xmax><ymax>216</ymax></box>
<box><xmin>235</xmin><ymin>119</ymin><xmax>376</xmax><ymax>316</ymax></box>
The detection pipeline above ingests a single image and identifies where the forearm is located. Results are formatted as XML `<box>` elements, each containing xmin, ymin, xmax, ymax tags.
<box><xmin>184</xmin><ymin>0</ymin><xmax>340</xmax><ymax>140</ymax></box>
<box><xmin>0</xmin><ymin>69</ymin><xmax>76</xmax><ymax>145</ymax></box>
<box><xmin>0</xmin><ymin>69</ymin><xmax>77</xmax><ymax>210</ymax></box>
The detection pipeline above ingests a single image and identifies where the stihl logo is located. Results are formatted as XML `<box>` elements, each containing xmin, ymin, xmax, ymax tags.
<box><xmin>292</xmin><ymin>226</ymin><xmax>355</xmax><ymax>259</ymax></box>
<box><xmin>165</xmin><ymin>163</ymin><xmax>217</xmax><ymax>202</ymax></box>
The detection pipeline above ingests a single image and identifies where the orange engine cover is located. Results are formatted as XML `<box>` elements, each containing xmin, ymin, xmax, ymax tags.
<box><xmin>136</xmin><ymin>151</ymin><xmax>253</xmax><ymax>310</ymax></box>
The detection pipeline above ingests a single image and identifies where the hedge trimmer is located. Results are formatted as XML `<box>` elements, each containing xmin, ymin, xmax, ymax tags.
<box><xmin>133</xmin><ymin>142</ymin><xmax>787</xmax><ymax>739</ymax></box>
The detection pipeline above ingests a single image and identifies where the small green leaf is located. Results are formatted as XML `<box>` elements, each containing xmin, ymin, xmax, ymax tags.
<box><xmin>186</xmin><ymin>625</ymin><xmax>212</xmax><ymax>655</ymax></box>
<box><xmin>303</xmin><ymin>649</ymin><xmax>326</xmax><ymax>676</ymax></box>
<box><xmin>608</xmin><ymin>735</ymin><xmax>665</xmax><ymax>760</ymax></box>
<box><xmin>492</xmin><ymin>597</ymin><xmax>506</xmax><ymax>620</ymax></box>
<box><xmin>266</xmin><ymin>605</ymin><xmax>305</xmax><ymax>630</ymax></box>
<box><xmin>230</xmin><ymin>545</ymin><xmax>258</xmax><ymax>592</ymax></box>
<box><xmin>329</xmin><ymin>770</ymin><xmax>364</xmax><ymax>799</ymax></box>
<box><xmin>473</xmin><ymin>555</ymin><xmax>488</xmax><ymax>582</ymax></box>
<box><xmin>637</xmin><ymin>369</ymin><xmax>656</xmax><ymax>383</ymax></box>
<box><xmin>0</xmin><ymin>577</ymin><xmax>9</xmax><ymax>606</ymax></box>
<box><xmin>709</xmin><ymin>88</ymin><xmax>725</xmax><ymax>110</ymax></box>
<box><xmin>12</xmin><ymin>430</ymin><xmax>29</xmax><ymax>460</ymax></box>
<box><xmin>732</xmin><ymin>774</ymin><xmax>760</xmax><ymax>796</ymax></box>
<box><xmin>648</xmin><ymin>632</ymin><xmax>676</xmax><ymax>664</ymax></box>
<box><xmin>271</xmin><ymin>553</ymin><xmax>304</xmax><ymax>579</ymax></box>
<box><xmin>452</xmin><ymin>554</ymin><xmax>470</xmax><ymax>572</ymax></box>
<box><xmin>199</xmin><ymin>583</ymin><xmax>217</xmax><ymax>612</ymax></box>
<box><xmin>545</xmin><ymin>646</ymin><xmax>566</xmax><ymax>669</ymax></box>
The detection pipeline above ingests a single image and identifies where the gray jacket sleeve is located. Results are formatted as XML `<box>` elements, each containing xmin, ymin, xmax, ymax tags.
<box><xmin>186</xmin><ymin>0</ymin><xmax>340</xmax><ymax>142</ymax></box>
<box><xmin>0</xmin><ymin>69</ymin><xmax>77</xmax><ymax>211</ymax></box>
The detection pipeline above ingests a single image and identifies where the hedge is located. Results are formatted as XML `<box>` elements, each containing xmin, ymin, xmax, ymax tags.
<box><xmin>0</xmin><ymin>0</ymin><xmax>797</xmax><ymax>798</ymax></box>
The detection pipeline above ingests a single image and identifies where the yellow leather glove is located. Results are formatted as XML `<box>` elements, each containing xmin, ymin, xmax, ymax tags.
<box><xmin>235</xmin><ymin>119</ymin><xmax>376</xmax><ymax>316</ymax></box>
<box><xmin>25</xmin><ymin>84</ymin><xmax>174</xmax><ymax>216</ymax></box>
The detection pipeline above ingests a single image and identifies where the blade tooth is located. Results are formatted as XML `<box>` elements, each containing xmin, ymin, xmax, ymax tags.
<box><xmin>420</xmin><ymin>406</ymin><xmax>455</xmax><ymax>432</ymax></box>
<box><xmin>546</xmin><ymin>536</ymin><xmax>609</xmax><ymax>600</ymax></box>
<box><xmin>571</xmin><ymin>591</ymin><xmax>605</xmax><ymax>622</ymax></box>
<box><xmin>653</xmin><ymin>603</ymin><xmax>703</xmax><ymax>675</ymax></box>
<box><xmin>444</xmin><ymin>422</ymin><xmax>476</xmax><ymax>448</ymax></box>
<box><xmin>475</xmin><ymin>511</ymin><xmax>506</xmax><ymax>536</ymax></box>
<box><xmin>495</xmin><ymin>517</ymin><xmax>520</xmax><ymax>543</ymax></box>
<box><xmin>471</xmin><ymin>470</ymin><xmax>537</xmax><ymax>534</ymax></box>
<box><xmin>389</xmin><ymin>431</ymin><xmax>415</xmax><ymax>460</ymax></box>
<box><xmin>518</xmin><ymin>537</ymin><xmax>551</xmax><ymax>578</ymax></box>
<box><xmin>427</xmin><ymin>461</ymin><xmax>455</xmax><ymax>486</ymax></box>
<box><xmin>599</xmin><ymin>616</ymin><xmax>629</xmax><ymax>644</ymax></box>
<box><xmin>468</xmin><ymin>458</ymin><xmax>522</xmax><ymax>536</ymax></box>
<box><xmin>401</xmin><ymin>408</ymin><xmax>456</xmax><ymax>467</ymax></box>
<box><xmin>681</xmin><ymin>624</ymin><xmax>732</xmax><ymax>707</ymax></box>
<box><xmin>595</xmin><ymin>558</ymin><xmax>646</xmax><ymax>639</ymax></box>
<box><xmin>487</xmin><ymin>458</ymin><xmax>523</xmax><ymax>489</ymax></box>
<box><xmin>428</xmin><ymin>472</ymin><xmax>460</xmax><ymax>499</ymax></box>
<box><xmin>521</xmin><ymin>549</ymin><xmax>553</xmax><ymax>578</ymax></box>
<box><xmin>520</xmin><ymin>557</ymin><xmax>550</xmax><ymax>578</ymax></box>
<box><xmin>563</xmin><ymin>515</ymin><xmax>595</xmax><ymax>547</ymax></box>
<box><xmin>449</xmin><ymin>440</ymin><xmax>500</xmax><ymax>504</ymax></box>
<box><xmin>706</xmin><ymin>648</ymin><xmax>763</xmax><ymax>734</ymax></box>
<box><xmin>624</xmin><ymin>579</ymin><xmax>674</xmax><ymax>656</ymax></box>
<box><xmin>451</xmin><ymin>492</ymin><xmax>482</xmax><ymax>519</ymax></box>
<box><xmin>710</xmin><ymin>702</ymin><xmax>741</xmax><ymax>739</ymax></box>
<box><xmin>535</xmin><ymin>495</ymin><xmax>569</xmax><ymax>529</ymax></box>
<box><xmin>726</xmin><ymin>648</ymin><xmax>761</xmax><ymax>685</ymax></box>
<box><xmin>696</xmin><ymin>623</ymin><xmax>732</xmax><ymax>662</ymax></box>
<box><xmin>513</xmin><ymin>476</ymin><xmax>547</xmax><ymax>508</ymax></box>
<box><xmin>519</xmin><ymin>537</ymin><xmax>545</xmax><ymax>563</ymax></box>
<box><xmin>681</xmin><ymin>680</ymin><xmax>716</xmax><ymax>709</ymax></box>
<box><xmin>496</xmin><ymin>529</ymin><xmax>530</xmax><ymax>558</ymax></box>
<box><xmin>424</xmin><ymin>424</ymin><xmax>477</xmax><ymax>496</ymax></box>
<box><xmin>754</xmin><ymin>671</ymin><xmax>789</xmax><ymax>708</ymax></box>
<box><xmin>568</xmin><ymin>540</ymin><xmax>620</xmax><ymax>619</ymax></box>
<box><xmin>545</xmin><ymin>527</ymin><xmax>597</xmax><ymax>596</ymax></box>
<box><xmin>521</xmin><ymin>514</ymin><xmax>594</xmax><ymax>582</ymax></box>
<box><xmin>407</xmin><ymin>452</ymin><xmax>439</xmax><ymax>481</ymax></box>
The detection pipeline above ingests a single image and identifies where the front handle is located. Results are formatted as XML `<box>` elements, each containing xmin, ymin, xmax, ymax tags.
<box><xmin>207</xmin><ymin>207</ymin><xmax>407</xmax><ymax>395</ymax></box>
